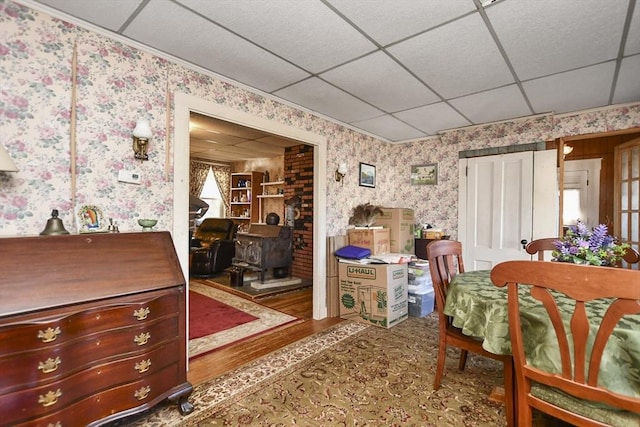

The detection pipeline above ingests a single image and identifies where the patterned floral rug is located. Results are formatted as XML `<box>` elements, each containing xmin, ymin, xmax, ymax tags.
<box><xmin>123</xmin><ymin>314</ymin><xmax>524</xmax><ymax>426</ymax></box>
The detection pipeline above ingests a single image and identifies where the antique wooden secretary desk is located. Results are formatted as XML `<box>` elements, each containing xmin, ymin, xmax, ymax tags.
<box><xmin>0</xmin><ymin>232</ymin><xmax>193</xmax><ymax>426</ymax></box>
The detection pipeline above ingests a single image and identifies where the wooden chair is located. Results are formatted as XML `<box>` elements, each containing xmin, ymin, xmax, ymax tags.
<box><xmin>491</xmin><ymin>260</ymin><xmax>640</xmax><ymax>426</ymax></box>
<box><xmin>426</xmin><ymin>240</ymin><xmax>515</xmax><ymax>427</ymax></box>
<box><xmin>525</xmin><ymin>238</ymin><xmax>558</xmax><ymax>260</ymax></box>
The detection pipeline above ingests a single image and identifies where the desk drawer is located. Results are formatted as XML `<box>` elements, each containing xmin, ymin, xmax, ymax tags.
<box><xmin>0</xmin><ymin>316</ymin><xmax>178</xmax><ymax>394</ymax></box>
<box><xmin>0</xmin><ymin>290</ymin><xmax>179</xmax><ymax>356</ymax></box>
<box><xmin>0</xmin><ymin>342</ymin><xmax>180</xmax><ymax>426</ymax></box>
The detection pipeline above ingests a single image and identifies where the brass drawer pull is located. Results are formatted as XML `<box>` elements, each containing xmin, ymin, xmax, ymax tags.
<box><xmin>38</xmin><ymin>357</ymin><xmax>62</xmax><ymax>374</ymax></box>
<box><xmin>37</xmin><ymin>326</ymin><xmax>61</xmax><ymax>343</ymax></box>
<box><xmin>134</xmin><ymin>359</ymin><xmax>152</xmax><ymax>373</ymax></box>
<box><xmin>133</xmin><ymin>307</ymin><xmax>150</xmax><ymax>321</ymax></box>
<box><xmin>134</xmin><ymin>332</ymin><xmax>151</xmax><ymax>346</ymax></box>
<box><xmin>38</xmin><ymin>389</ymin><xmax>62</xmax><ymax>407</ymax></box>
<box><xmin>134</xmin><ymin>385</ymin><xmax>151</xmax><ymax>400</ymax></box>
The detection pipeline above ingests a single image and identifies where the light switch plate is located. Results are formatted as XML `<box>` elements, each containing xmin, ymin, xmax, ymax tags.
<box><xmin>118</xmin><ymin>170</ymin><xmax>141</xmax><ymax>185</ymax></box>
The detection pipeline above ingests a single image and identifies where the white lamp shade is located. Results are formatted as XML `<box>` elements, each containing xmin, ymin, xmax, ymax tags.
<box><xmin>0</xmin><ymin>145</ymin><xmax>18</xmax><ymax>172</ymax></box>
<box><xmin>337</xmin><ymin>162</ymin><xmax>348</xmax><ymax>175</ymax></box>
<box><xmin>133</xmin><ymin>120</ymin><xmax>152</xmax><ymax>139</ymax></box>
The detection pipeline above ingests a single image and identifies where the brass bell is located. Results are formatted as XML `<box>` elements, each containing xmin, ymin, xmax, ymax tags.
<box><xmin>40</xmin><ymin>209</ymin><xmax>70</xmax><ymax>235</ymax></box>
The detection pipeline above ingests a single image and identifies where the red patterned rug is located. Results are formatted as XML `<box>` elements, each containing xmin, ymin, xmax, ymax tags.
<box><xmin>188</xmin><ymin>282</ymin><xmax>300</xmax><ymax>359</ymax></box>
<box><xmin>189</xmin><ymin>290</ymin><xmax>258</xmax><ymax>339</ymax></box>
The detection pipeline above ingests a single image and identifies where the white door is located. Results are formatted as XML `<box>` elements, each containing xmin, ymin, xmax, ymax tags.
<box><xmin>563</xmin><ymin>159</ymin><xmax>601</xmax><ymax>229</ymax></box>
<box><xmin>461</xmin><ymin>151</ymin><xmax>534</xmax><ymax>270</ymax></box>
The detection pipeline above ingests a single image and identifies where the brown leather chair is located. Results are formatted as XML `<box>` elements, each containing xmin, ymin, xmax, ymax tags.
<box><xmin>492</xmin><ymin>260</ymin><xmax>640</xmax><ymax>426</ymax></box>
<box><xmin>426</xmin><ymin>240</ymin><xmax>515</xmax><ymax>427</ymax></box>
<box><xmin>190</xmin><ymin>218</ymin><xmax>237</xmax><ymax>276</ymax></box>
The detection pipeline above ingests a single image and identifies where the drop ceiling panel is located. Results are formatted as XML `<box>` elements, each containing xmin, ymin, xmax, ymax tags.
<box><xmin>320</xmin><ymin>51</ymin><xmax>439</xmax><ymax>112</ymax></box>
<box><xmin>488</xmin><ymin>0</ymin><xmax>627</xmax><ymax>81</ymax></box>
<box><xmin>178</xmin><ymin>0</ymin><xmax>376</xmax><ymax>73</ymax></box>
<box><xmin>625</xmin><ymin>3</ymin><xmax>640</xmax><ymax>56</ymax></box>
<box><xmin>36</xmin><ymin>0</ymin><xmax>143</xmax><ymax>31</ymax></box>
<box><xmin>523</xmin><ymin>62</ymin><xmax>616</xmax><ymax>115</ymax></box>
<box><xmin>388</xmin><ymin>13</ymin><xmax>514</xmax><ymax>99</ymax></box>
<box><xmin>124</xmin><ymin>0</ymin><xmax>309</xmax><ymax>92</ymax></box>
<box><xmin>326</xmin><ymin>0</ymin><xmax>476</xmax><ymax>46</ymax></box>
<box><xmin>612</xmin><ymin>54</ymin><xmax>640</xmax><ymax>104</ymax></box>
<box><xmin>394</xmin><ymin>103</ymin><xmax>471</xmax><ymax>135</ymax></box>
<box><xmin>449</xmin><ymin>85</ymin><xmax>531</xmax><ymax>125</ymax></box>
<box><xmin>274</xmin><ymin>77</ymin><xmax>383</xmax><ymax>123</ymax></box>
<box><xmin>351</xmin><ymin>115</ymin><xmax>426</xmax><ymax>141</ymax></box>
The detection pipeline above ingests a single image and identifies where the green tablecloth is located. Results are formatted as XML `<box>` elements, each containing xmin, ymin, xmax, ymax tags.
<box><xmin>443</xmin><ymin>269</ymin><xmax>640</xmax><ymax>399</ymax></box>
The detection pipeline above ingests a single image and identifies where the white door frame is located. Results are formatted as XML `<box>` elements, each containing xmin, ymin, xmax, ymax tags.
<box><xmin>173</xmin><ymin>92</ymin><xmax>328</xmax><ymax>320</ymax></box>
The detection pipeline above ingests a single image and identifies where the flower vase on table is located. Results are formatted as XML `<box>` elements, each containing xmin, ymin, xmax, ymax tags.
<box><xmin>552</xmin><ymin>221</ymin><xmax>629</xmax><ymax>266</ymax></box>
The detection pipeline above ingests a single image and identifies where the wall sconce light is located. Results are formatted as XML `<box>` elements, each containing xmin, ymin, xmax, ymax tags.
<box><xmin>335</xmin><ymin>162</ymin><xmax>347</xmax><ymax>183</ymax></box>
<box><xmin>0</xmin><ymin>144</ymin><xmax>18</xmax><ymax>172</ymax></box>
<box><xmin>563</xmin><ymin>145</ymin><xmax>574</xmax><ymax>157</ymax></box>
<box><xmin>132</xmin><ymin>119</ymin><xmax>152</xmax><ymax>161</ymax></box>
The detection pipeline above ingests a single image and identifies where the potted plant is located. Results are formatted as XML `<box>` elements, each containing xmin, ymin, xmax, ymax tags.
<box><xmin>552</xmin><ymin>222</ymin><xmax>630</xmax><ymax>266</ymax></box>
<box><xmin>348</xmin><ymin>203</ymin><xmax>383</xmax><ymax>228</ymax></box>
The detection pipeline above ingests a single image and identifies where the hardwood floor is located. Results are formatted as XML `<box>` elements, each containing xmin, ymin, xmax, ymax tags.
<box><xmin>187</xmin><ymin>287</ymin><xmax>344</xmax><ymax>386</ymax></box>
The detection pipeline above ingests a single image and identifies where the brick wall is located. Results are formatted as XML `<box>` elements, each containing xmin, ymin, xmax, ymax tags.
<box><xmin>284</xmin><ymin>145</ymin><xmax>314</xmax><ymax>279</ymax></box>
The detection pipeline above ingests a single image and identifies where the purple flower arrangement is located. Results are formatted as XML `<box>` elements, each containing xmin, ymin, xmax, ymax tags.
<box><xmin>552</xmin><ymin>222</ymin><xmax>630</xmax><ymax>266</ymax></box>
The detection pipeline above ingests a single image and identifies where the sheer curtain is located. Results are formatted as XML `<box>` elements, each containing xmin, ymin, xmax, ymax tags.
<box><xmin>189</xmin><ymin>160</ymin><xmax>231</xmax><ymax>216</ymax></box>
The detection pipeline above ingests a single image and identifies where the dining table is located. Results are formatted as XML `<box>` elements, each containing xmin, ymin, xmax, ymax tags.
<box><xmin>443</xmin><ymin>269</ymin><xmax>640</xmax><ymax>400</ymax></box>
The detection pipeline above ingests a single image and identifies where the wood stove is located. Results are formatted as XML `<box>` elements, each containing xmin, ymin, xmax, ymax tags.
<box><xmin>233</xmin><ymin>224</ymin><xmax>293</xmax><ymax>282</ymax></box>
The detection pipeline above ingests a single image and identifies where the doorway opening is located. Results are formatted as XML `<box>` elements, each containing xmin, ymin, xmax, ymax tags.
<box><xmin>173</xmin><ymin>92</ymin><xmax>329</xmax><ymax>320</ymax></box>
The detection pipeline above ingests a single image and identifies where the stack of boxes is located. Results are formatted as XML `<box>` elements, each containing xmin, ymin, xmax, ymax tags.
<box><xmin>407</xmin><ymin>261</ymin><xmax>435</xmax><ymax>317</ymax></box>
<box><xmin>337</xmin><ymin>207</ymin><xmax>415</xmax><ymax>328</ymax></box>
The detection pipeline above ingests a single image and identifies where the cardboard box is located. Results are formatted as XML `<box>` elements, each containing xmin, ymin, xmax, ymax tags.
<box><xmin>408</xmin><ymin>289</ymin><xmax>435</xmax><ymax>318</ymax></box>
<box><xmin>375</xmin><ymin>208</ymin><xmax>415</xmax><ymax>253</ymax></box>
<box><xmin>338</xmin><ymin>262</ymin><xmax>408</xmax><ymax>328</ymax></box>
<box><xmin>348</xmin><ymin>228</ymin><xmax>390</xmax><ymax>255</ymax></box>
<box><xmin>326</xmin><ymin>276</ymin><xmax>340</xmax><ymax>318</ymax></box>
<box><xmin>327</xmin><ymin>234</ymin><xmax>349</xmax><ymax>278</ymax></box>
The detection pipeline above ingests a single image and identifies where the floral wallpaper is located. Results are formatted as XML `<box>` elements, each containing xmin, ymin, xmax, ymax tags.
<box><xmin>1</xmin><ymin>0</ymin><xmax>639</xmax><ymax>241</ymax></box>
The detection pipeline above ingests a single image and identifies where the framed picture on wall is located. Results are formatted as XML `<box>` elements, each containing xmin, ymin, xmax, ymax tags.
<box><xmin>359</xmin><ymin>163</ymin><xmax>376</xmax><ymax>188</ymax></box>
<box><xmin>411</xmin><ymin>163</ymin><xmax>438</xmax><ymax>185</ymax></box>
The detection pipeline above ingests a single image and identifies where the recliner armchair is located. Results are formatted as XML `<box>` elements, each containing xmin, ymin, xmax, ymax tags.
<box><xmin>190</xmin><ymin>218</ymin><xmax>237</xmax><ymax>277</ymax></box>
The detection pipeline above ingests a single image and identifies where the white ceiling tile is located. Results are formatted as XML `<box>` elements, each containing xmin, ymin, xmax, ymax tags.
<box><xmin>388</xmin><ymin>13</ymin><xmax>513</xmax><ymax>99</ymax></box>
<box><xmin>320</xmin><ymin>51</ymin><xmax>439</xmax><ymax>112</ymax></box>
<box><xmin>273</xmin><ymin>78</ymin><xmax>383</xmax><ymax>123</ymax></box>
<box><xmin>123</xmin><ymin>0</ymin><xmax>309</xmax><ymax>92</ymax></box>
<box><xmin>625</xmin><ymin>2</ymin><xmax>640</xmax><ymax>56</ymax></box>
<box><xmin>523</xmin><ymin>62</ymin><xmax>616</xmax><ymax>115</ymax></box>
<box><xmin>613</xmin><ymin>54</ymin><xmax>640</xmax><ymax>105</ymax></box>
<box><xmin>327</xmin><ymin>0</ymin><xmax>476</xmax><ymax>46</ymax></box>
<box><xmin>394</xmin><ymin>103</ymin><xmax>471</xmax><ymax>135</ymax></box>
<box><xmin>350</xmin><ymin>115</ymin><xmax>426</xmax><ymax>141</ymax></box>
<box><xmin>36</xmin><ymin>0</ymin><xmax>144</xmax><ymax>31</ymax></box>
<box><xmin>488</xmin><ymin>0</ymin><xmax>628</xmax><ymax>80</ymax></box>
<box><xmin>449</xmin><ymin>85</ymin><xmax>531</xmax><ymax>125</ymax></box>
<box><xmin>177</xmin><ymin>0</ymin><xmax>376</xmax><ymax>73</ymax></box>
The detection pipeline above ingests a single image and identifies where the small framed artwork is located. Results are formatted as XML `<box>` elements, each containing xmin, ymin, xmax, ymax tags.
<box><xmin>411</xmin><ymin>163</ymin><xmax>438</xmax><ymax>185</ymax></box>
<box><xmin>359</xmin><ymin>162</ymin><xmax>376</xmax><ymax>188</ymax></box>
<box><xmin>77</xmin><ymin>204</ymin><xmax>107</xmax><ymax>233</ymax></box>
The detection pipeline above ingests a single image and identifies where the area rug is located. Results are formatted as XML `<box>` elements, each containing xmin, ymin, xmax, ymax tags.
<box><xmin>188</xmin><ymin>289</ymin><xmax>257</xmax><ymax>339</ymax></box>
<box><xmin>122</xmin><ymin>315</ymin><xmax>517</xmax><ymax>426</ymax></box>
<box><xmin>196</xmin><ymin>274</ymin><xmax>312</xmax><ymax>301</ymax></box>
<box><xmin>188</xmin><ymin>282</ymin><xmax>299</xmax><ymax>359</ymax></box>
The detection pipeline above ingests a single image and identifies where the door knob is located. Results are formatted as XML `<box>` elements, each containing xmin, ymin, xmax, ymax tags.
<box><xmin>520</xmin><ymin>239</ymin><xmax>528</xmax><ymax>249</ymax></box>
